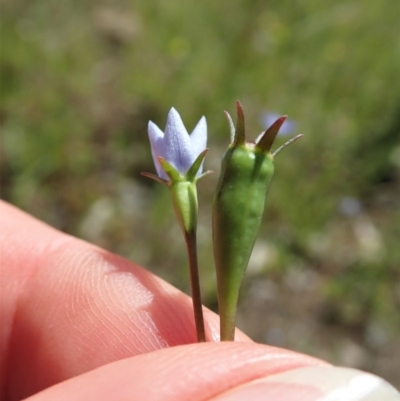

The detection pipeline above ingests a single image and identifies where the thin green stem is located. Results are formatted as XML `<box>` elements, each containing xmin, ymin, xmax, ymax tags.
<box><xmin>184</xmin><ymin>230</ymin><xmax>206</xmax><ymax>342</ymax></box>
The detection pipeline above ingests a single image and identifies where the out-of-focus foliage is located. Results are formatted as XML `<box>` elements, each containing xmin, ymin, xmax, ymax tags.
<box><xmin>1</xmin><ymin>0</ymin><xmax>400</xmax><ymax>387</ymax></box>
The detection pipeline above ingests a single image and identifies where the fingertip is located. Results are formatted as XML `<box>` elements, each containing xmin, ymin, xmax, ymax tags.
<box><xmin>210</xmin><ymin>366</ymin><xmax>400</xmax><ymax>401</ymax></box>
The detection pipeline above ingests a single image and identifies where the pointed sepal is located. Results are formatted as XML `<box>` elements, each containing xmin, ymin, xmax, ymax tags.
<box><xmin>186</xmin><ymin>149</ymin><xmax>209</xmax><ymax>181</ymax></box>
<box><xmin>140</xmin><ymin>172</ymin><xmax>169</xmax><ymax>186</ymax></box>
<box><xmin>233</xmin><ymin>101</ymin><xmax>246</xmax><ymax>146</ymax></box>
<box><xmin>158</xmin><ymin>157</ymin><xmax>183</xmax><ymax>182</ymax></box>
<box><xmin>272</xmin><ymin>134</ymin><xmax>303</xmax><ymax>157</ymax></box>
<box><xmin>224</xmin><ymin>111</ymin><xmax>236</xmax><ymax>144</ymax></box>
<box><xmin>256</xmin><ymin>116</ymin><xmax>287</xmax><ymax>153</ymax></box>
<box><xmin>196</xmin><ymin>170</ymin><xmax>214</xmax><ymax>181</ymax></box>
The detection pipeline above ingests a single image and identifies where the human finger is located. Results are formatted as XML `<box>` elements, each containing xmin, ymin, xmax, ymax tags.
<box><xmin>0</xmin><ymin>201</ymin><xmax>247</xmax><ymax>399</ymax></box>
<box><xmin>25</xmin><ymin>342</ymin><xmax>328</xmax><ymax>401</ymax></box>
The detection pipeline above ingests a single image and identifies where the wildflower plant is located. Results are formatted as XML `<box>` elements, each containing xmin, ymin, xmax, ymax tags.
<box><xmin>213</xmin><ymin>101</ymin><xmax>302</xmax><ymax>340</ymax></box>
<box><xmin>144</xmin><ymin>102</ymin><xmax>301</xmax><ymax>342</ymax></box>
<box><xmin>142</xmin><ymin>108</ymin><xmax>210</xmax><ymax>342</ymax></box>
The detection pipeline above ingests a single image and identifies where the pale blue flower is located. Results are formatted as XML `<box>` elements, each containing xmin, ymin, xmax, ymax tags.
<box><xmin>338</xmin><ymin>196</ymin><xmax>362</xmax><ymax>217</ymax></box>
<box><xmin>148</xmin><ymin>108</ymin><xmax>207</xmax><ymax>180</ymax></box>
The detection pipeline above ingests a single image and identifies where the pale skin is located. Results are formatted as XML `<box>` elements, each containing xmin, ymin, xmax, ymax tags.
<box><xmin>1</xmin><ymin>201</ymin><xmax>397</xmax><ymax>401</ymax></box>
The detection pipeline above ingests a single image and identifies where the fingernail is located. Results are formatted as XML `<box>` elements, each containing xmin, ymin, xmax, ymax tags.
<box><xmin>211</xmin><ymin>366</ymin><xmax>400</xmax><ymax>401</ymax></box>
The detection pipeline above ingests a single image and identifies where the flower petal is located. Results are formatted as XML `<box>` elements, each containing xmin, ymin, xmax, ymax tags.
<box><xmin>148</xmin><ymin>121</ymin><xmax>167</xmax><ymax>179</ymax></box>
<box><xmin>190</xmin><ymin>116</ymin><xmax>207</xmax><ymax>154</ymax></box>
<box><xmin>163</xmin><ymin>108</ymin><xmax>193</xmax><ymax>175</ymax></box>
<box><xmin>189</xmin><ymin>116</ymin><xmax>207</xmax><ymax>175</ymax></box>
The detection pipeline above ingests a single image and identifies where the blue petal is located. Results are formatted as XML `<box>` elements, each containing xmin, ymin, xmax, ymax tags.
<box><xmin>189</xmin><ymin>116</ymin><xmax>207</xmax><ymax>175</ymax></box>
<box><xmin>148</xmin><ymin>121</ymin><xmax>167</xmax><ymax>179</ymax></box>
<box><xmin>163</xmin><ymin>108</ymin><xmax>193</xmax><ymax>175</ymax></box>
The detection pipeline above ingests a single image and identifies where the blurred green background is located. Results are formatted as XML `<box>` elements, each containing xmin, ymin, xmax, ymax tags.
<box><xmin>2</xmin><ymin>0</ymin><xmax>400</xmax><ymax>387</ymax></box>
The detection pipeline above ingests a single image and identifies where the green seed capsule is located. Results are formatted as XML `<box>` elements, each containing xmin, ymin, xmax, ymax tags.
<box><xmin>213</xmin><ymin>101</ymin><xmax>301</xmax><ymax>341</ymax></box>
